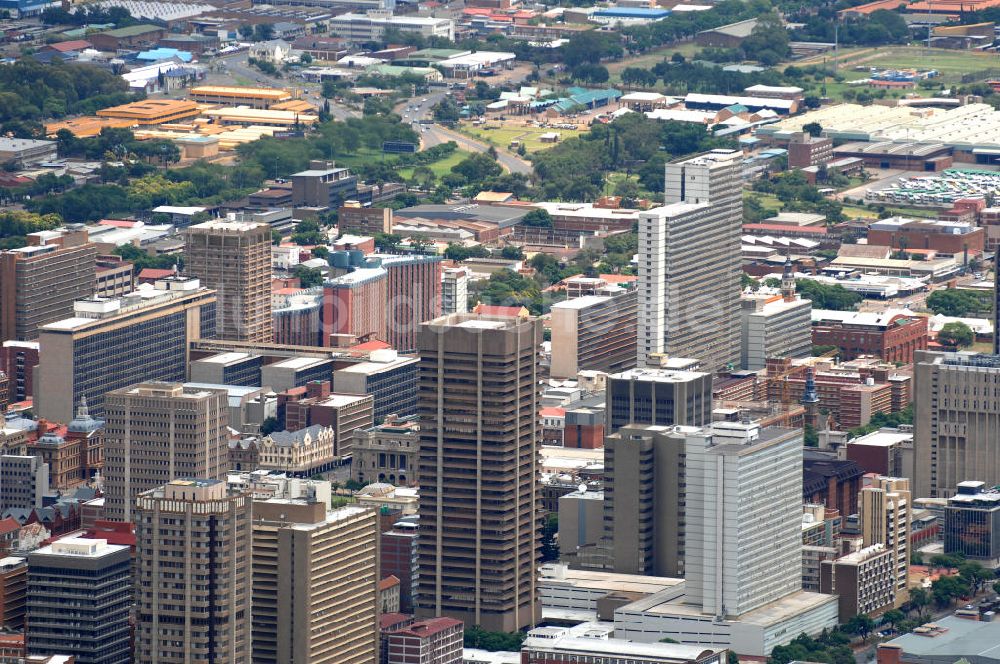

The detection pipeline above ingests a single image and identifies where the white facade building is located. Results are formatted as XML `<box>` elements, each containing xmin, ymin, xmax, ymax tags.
<box><xmin>639</xmin><ymin>150</ymin><xmax>743</xmax><ymax>371</ymax></box>
<box><xmin>441</xmin><ymin>266</ymin><xmax>469</xmax><ymax>315</ymax></box>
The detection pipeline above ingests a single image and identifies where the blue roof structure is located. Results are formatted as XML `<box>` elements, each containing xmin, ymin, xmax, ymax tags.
<box><xmin>136</xmin><ymin>48</ymin><xmax>193</xmax><ymax>63</ymax></box>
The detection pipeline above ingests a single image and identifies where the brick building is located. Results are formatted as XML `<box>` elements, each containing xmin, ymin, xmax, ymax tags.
<box><xmin>811</xmin><ymin>310</ymin><xmax>928</xmax><ymax>364</ymax></box>
<box><xmin>803</xmin><ymin>450</ymin><xmax>864</xmax><ymax>518</ymax></box>
<box><xmin>385</xmin><ymin>617</ymin><xmax>463</xmax><ymax>664</ymax></box>
<box><xmin>867</xmin><ymin>217</ymin><xmax>984</xmax><ymax>257</ymax></box>
<box><xmin>788</xmin><ymin>133</ymin><xmax>834</xmax><ymax>169</ymax></box>
<box><xmin>321</xmin><ymin>268</ymin><xmax>388</xmax><ymax>347</ymax></box>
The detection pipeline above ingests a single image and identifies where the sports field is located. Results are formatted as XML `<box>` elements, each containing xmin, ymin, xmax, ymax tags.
<box><xmin>460</xmin><ymin>122</ymin><xmax>584</xmax><ymax>153</ymax></box>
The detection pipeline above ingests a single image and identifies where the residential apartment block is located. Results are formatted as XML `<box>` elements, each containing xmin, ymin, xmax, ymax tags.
<box><xmin>184</xmin><ymin>219</ymin><xmax>272</xmax><ymax>342</ymax></box>
<box><xmin>550</xmin><ymin>290</ymin><xmax>637</xmax><ymax>379</ymax></box>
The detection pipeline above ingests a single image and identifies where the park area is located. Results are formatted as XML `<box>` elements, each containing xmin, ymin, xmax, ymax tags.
<box><xmin>460</xmin><ymin>121</ymin><xmax>585</xmax><ymax>154</ymax></box>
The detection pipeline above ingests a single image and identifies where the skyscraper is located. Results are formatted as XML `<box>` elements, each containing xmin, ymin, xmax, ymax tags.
<box><xmin>605</xmin><ymin>366</ymin><xmax>713</xmax><ymax>435</ymax></box>
<box><xmin>103</xmin><ymin>383</ymin><xmax>228</xmax><ymax>522</ymax></box>
<box><xmin>603</xmin><ymin>424</ymin><xmax>686</xmax><ymax>577</ymax></box>
<box><xmin>33</xmin><ymin>276</ymin><xmax>216</xmax><ymax>422</ymax></box>
<box><xmin>994</xmin><ymin>263</ymin><xmax>999</xmax><ymax>355</ymax></box>
<box><xmin>184</xmin><ymin>219</ymin><xmax>272</xmax><ymax>342</ymax></box>
<box><xmin>913</xmin><ymin>351</ymin><xmax>1000</xmax><ymax>497</ymax></box>
<box><xmin>27</xmin><ymin>537</ymin><xmax>131</xmax><ymax>664</ymax></box>
<box><xmin>252</xmin><ymin>490</ymin><xmax>380</xmax><ymax>664</ymax></box>
<box><xmin>134</xmin><ymin>479</ymin><xmax>252</xmax><ymax>663</ymax></box>
<box><xmin>638</xmin><ymin>150</ymin><xmax>742</xmax><ymax>371</ymax></box>
<box><xmin>415</xmin><ymin>313</ymin><xmax>541</xmax><ymax>632</ymax></box>
<box><xmin>378</xmin><ymin>254</ymin><xmax>442</xmax><ymax>353</ymax></box>
<box><xmin>860</xmin><ymin>476</ymin><xmax>911</xmax><ymax>607</ymax></box>
<box><xmin>0</xmin><ymin>228</ymin><xmax>97</xmax><ymax>343</ymax></box>
<box><xmin>684</xmin><ymin>422</ymin><xmax>803</xmax><ymax>618</ymax></box>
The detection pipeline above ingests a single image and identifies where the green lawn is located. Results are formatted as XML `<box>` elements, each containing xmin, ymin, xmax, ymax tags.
<box><xmin>606</xmin><ymin>42</ymin><xmax>702</xmax><ymax>85</ymax></box>
<box><xmin>397</xmin><ymin>149</ymin><xmax>472</xmax><ymax>180</ymax></box>
<box><xmin>460</xmin><ymin>123</ymin><xmax>583</xmax><ymax>154</ymax></box>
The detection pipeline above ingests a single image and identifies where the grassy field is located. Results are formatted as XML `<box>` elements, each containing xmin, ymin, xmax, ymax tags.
<box><xmin>460</xmin><ymin>122</ymin><xmax>583</xmax><ymax>154</ymax></box>
<box><xmin>605</xmin><ymin>42</ymin><xmax>702</xmax><ymax>85</ymax></box>
<box><xmin>397</xmin><ymin>149</ymin><xmax>472</xmax><ymax>181</ymax></box>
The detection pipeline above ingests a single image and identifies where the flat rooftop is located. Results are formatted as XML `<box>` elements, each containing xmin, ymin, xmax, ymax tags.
<box><xmin>887</xmin><ymin>615</ymin><xmax>1000</xmax><ymax>659</ymax></box>
<box><xmin>540</xmin><ymin>564</ymin><xmax>683</xmax><ymax>595</ymax></box>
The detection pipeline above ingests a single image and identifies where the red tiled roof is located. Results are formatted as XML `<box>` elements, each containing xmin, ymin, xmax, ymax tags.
<box><xmin>599</xmin><ymin>273</ymin><xmax>637</xmax><ymax>283</ymax></box>
<box><xmin>379</xmin><ymin>575</ymin><xmax>400</xmax><ymax>591</ymax></box>
<box><xmin>0</xmin><ymin>517</ymin><xmax>20</xmax><ymax>536</ymax></box>
<box><xmin>380</xmin><ymin>612</ymin><xmax>413</xmax><ymax>629</ymax></box>
<box><xmin>539</xmin><ymin>407</ymin><xmax>565</xmax><ymax>418</ymax></box>
<box><xmin>99</xmin><ymin>219</ymin><xmax>138</xmax><ymax>228</ymax></box>
<box><xmin>137</xmin><ymin>268</ymin><xmax>175</xmax><ymax>281</ymax></box>
<box><xmin>475</xmin><ymin>304</ymin><xmax>526</xmax><ymax>317</ymax></box>
<box><xmin>351</xmin><ymin>340</ymin><xmax>392</xmax><ymax>351</ymax></box>
<box><xmin>394</xmin><ymin>617</ymin><xmax>463</xmax><ymax>638</ymax></box>
<box><xmin>48</xmin><ymin>39</ymin><xmax>92</xmax><ymax>52</ymax></box>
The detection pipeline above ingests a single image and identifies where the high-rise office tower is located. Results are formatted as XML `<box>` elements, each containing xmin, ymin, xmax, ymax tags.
<box><xmin>103</xmin><ymin>383</ymin><xmax>228</xmax><ymax>522</ymax></box>
<box><xmin>860</xmin><ymin>476</ymin><xmax>911</xmax><ymax>607</ymax></box>
<box><xmin>605</xmin><ymin>366</ymin><xmax>713</xmax><ymax>434</ymax></box>
<box><xmin>27</xmin><ymin>537</ymin><xmax>131</xmax><ymax>664</ymax></box>
<box><xmin>184</xmin><ymin>219</ymin><xmax>272</xmax><ymax>342</ymax></box>
<box><xmin>0</xmin><ymin>228</ymin><xmax>97</xmax><ymax>343</ymax></box>
<box><xmin>684</xmin><ymin>422</ymin><xmax>803</xmax><ymax>618</ymax></box>
<box><xmin>638</xmin><ymin>150</ymin><xmax>742</xmax><ymax>371</ymax></box>
<box><xmin>913</xmin><ymin>351</ymin><xmax>1000</xmax><ymax>497</ymax></box>
<box><xmin>33</xmin><ymin>276</ymin><xmax>216</xmax><ymax>422</ymax></box>
<box><xmin>415</xmin><ymin>313</ymin><xmax>541</xmax><ymax>632</ymax></box>
<box><xmin>134</xmin><ymin>479</ymin><xmax>252</xmax><ymax>663</ymax></box>
<box><xmin>603</xmin><ymin>424</ymin><xmax>686</xmax><ymax>577</ymax></box>
<box><xmin>378</xmin><ymin>254</ymin><xmax>442</xmax><ymax>352</ymax></box>
<box><xmin>994</xmin><ymin>263</ymin><xmax>999</xmax><ymax>355</ymax></box>
<box><xmin>252</xmin><ymin>491</ymin><xmax>380</xmax><ymax>664</ymax></box>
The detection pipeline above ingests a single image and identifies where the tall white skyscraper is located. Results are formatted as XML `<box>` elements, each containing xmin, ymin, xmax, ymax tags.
<box><xmin>638</xmin><ymin>150</ymin><xmax>743</xmax><ymax>371</ymax></box>
<box><xmin>683</xmin><ymin>421</ymin><xmax>803</xmax><ymax>618</ymax></box>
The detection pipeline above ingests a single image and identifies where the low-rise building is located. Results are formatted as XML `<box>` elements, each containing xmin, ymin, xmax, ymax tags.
<box><xmin>0</xmin><ymin>138</ymin><xmax>56</xmax><ymax>167</ymax></box>
<box><xmin>522</xmin><ymin>624</ymin><xmax>726</xmax><ymax>664</ymax></box>
<box><xmin>352</xmin><ymin>414</ymin><xmax>419</xmax><ymax>487</ymax></box>
<box><xmin>944</xmin><ymin>481</ymin><xmax>1000</xmax><ymax>567</ymax></box>
<box><xmin>257</xmin><ymin>424</ymin><xmax>340</xmax><ymax>475</ymax></box>
<box><xmin>820</xmin><ymin>544</ymin><xmax>895</xmax><ymax>620</ymax></box>
<box><xmin>385</xmin><ymin>616</ymin><xmax>464</xmax><ymax>664</ymax></box>
<box><xmin>811</xmin><ymin>309</ymin><xmax>928</xmax><ymax>364</ymax></box>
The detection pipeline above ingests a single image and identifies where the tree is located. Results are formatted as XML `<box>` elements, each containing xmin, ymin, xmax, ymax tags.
<box><xmin>844</xmin><ymin>614</ymin><xmax>875</xmax><ymax>643</ymax></box>
<box><xmin>521</xmin><ymin>209</ymin><xmax>552</xmax><ymax>228</ymax></box>
<box><xmin>803</xmin><ymin>424</ymin><xmax>819</xmax><ymax>447</ymax></box>
<box><xmin>463</xmin><ymin>627</ymin><xmax>525</xmax><ymax>652</ymax></box>
<box><xmin>292</xmin><ymin>265</ymin><xmax>324</xmax><ymax>288</ymax></box>
<box><xmin>291</xmin><ymin>220</ymin><xmax>324</xmax><ymax>246</ymax></box>
<box><xmin>300</xmin><ymin>52</ymin><xmax>312</xmax><ymax>65</ymax></box>
<box><xmin>253</xmin><ymin>23</ymin><xmax>275</xmax><ymax>42</ymax></box>
<box><xmin>451</xmin><ymin>152</ymin><xmax>501</xmax><ymax>184</ymax></box>
<box><xmin>937</xmin><ymin>321</ymin><xmax>975</xmax><ymax>349</ymax></box>
<box><xmin>541</xmin><ymin>513</ymin><xmax>558</xmax><ymax>562</ymax></box>
<box><xmin>260</xmin><ymin>416</ymin><xmax>282</xmax><ymax>435</ymax></box>
<box><xmin>907</xmin><ymin>587</ymin><xmax>929</xmax><ymax>616</ymax></box>
<box><xmin>927</xmin><ymin>288</ymin><xmax>992</xmax><ymax>317</ymax></box>
<box><xmin>803</xmin><ymin>122</ymin><xmax>823</xmax><ymax>138</ymax></box>
<box><xmin>500</xmin><ymin>245</ymin><xmax>525</xmax><ymax>260</ymax></box>
<box><xmin>883</xmin><ymin>609</ymin><xmax>905</xmax><ymax>633</ymax></box>
<box><xmin>432</xmin><ymin>97</ymin><xmax>461</xmax><ymax>125</ymax></box>
<box><xmin>374</xmin><ymin>232</ymin><xmax>403</xmax><ymax>252</ymax></box>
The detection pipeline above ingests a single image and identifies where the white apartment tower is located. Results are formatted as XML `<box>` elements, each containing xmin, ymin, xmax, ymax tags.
<box><xmin>440</xmin><ymin>267</ymin><xmax>469</xmax><ymax>315</ymax></box>
<box><xmin>683</xmin><ymin>422</ymin><xmax>803</xmax><ymax>618</ymax></box>
<box><xmin>860</xmin><ymin>476</ymin><xmax>912</xmax><ymax>607</ymax></box>
<box><xmin>638</xmin><ymin>150</ymin><xmax>743</xmax><ymax>371</ymax></box>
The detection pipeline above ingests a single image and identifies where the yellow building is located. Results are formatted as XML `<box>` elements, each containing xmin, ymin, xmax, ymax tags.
<box><xmin>96</xmin><ymin>99</ymin><xmax>202</xmax><ymax>125</ymax></box>
<box><xmin>189</xmin><ymin>86</ymin><xmax>292</xmax><ymax>109</ymax></box>
<box><xmin>203</xmin><ymin>106</ymin><xmax>319</xmax><ymax>127</ymax></box>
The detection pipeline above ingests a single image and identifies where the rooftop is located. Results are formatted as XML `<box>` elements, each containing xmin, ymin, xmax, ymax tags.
<box><xmin>886</xmin><ymin>615</ymin><xmax>1000</xmax><ymax>659</ymax></box>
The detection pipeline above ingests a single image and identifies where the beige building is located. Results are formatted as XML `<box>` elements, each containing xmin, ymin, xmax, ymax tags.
<box><xmin>103</xmin><ymin>383</ymin><xmax>229</xmax><ymax>522</ymax></box>
<box><xmin>256</xmin><ymin>424</ymin><xmax>336</xmax><ymax>475</ymax></box>
<box><xmin>549</xmin><ymin>290</ymin><xmax>637</xmax><ymax>380</ymax></box>
<box><xmin>184</xmin><ymin>220</ymin><xmax>273</xmax><ymax>342</ymax></box>
<box><xmin>0</xmin><ymin>228</ymin><xmax>96</xmax><ymax>343</ymax></box>
<box><xmin>252</xmin><ymin>494</ymin><xmax>379</xmax><ymax>664</ymax></box>
<box><xmin>819</xmin><ymin>543</ymin><xmax>896</xmax><ymax>620</ymax></box>
<box><xmin>416</xmin><ymin>313</ymin><xmax>541</xmax><ymax>632</ymax></box>
<box><xmin>351</xmin><ymin>414</ymin><xmax>419</xmax><ymax>487</ymax></box>
<box><xmin>860</xmin><ymin>476</ymin><xmax>911</xmax><ymax>608</ymax></box>
<box><xmin>913</xmin><ymin>352</ymin><xmax>1000</xmax><ymax>497</ymax></box>
<box><xmin>135</xmin><ymin>478</ymin><xmax>252</xmax><ymax>663</ymax></box>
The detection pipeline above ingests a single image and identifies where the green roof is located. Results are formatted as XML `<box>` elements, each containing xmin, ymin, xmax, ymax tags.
<box><xmin>98</xmin><ymin>24</ymin><xmax>163</xmax><ymax>38</ymax></box>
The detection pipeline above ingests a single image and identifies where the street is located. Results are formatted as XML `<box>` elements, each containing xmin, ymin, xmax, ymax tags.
<box><xmin>399</xmin><ymin>91</ymin><xmax>533</xmax><ymax>175</ymax></box>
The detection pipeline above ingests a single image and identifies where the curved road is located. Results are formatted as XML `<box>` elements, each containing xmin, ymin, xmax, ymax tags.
<box><xmin>400</xmin><ymin>92</ymin><xmax>532</xmax><ymax>175</ymax></box>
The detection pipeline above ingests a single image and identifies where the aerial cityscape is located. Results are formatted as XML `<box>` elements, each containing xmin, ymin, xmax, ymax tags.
<box><xmin>1</xmin><ymin>0</ymin><xmax>1000</xmax><ymax>662</ymax></box>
